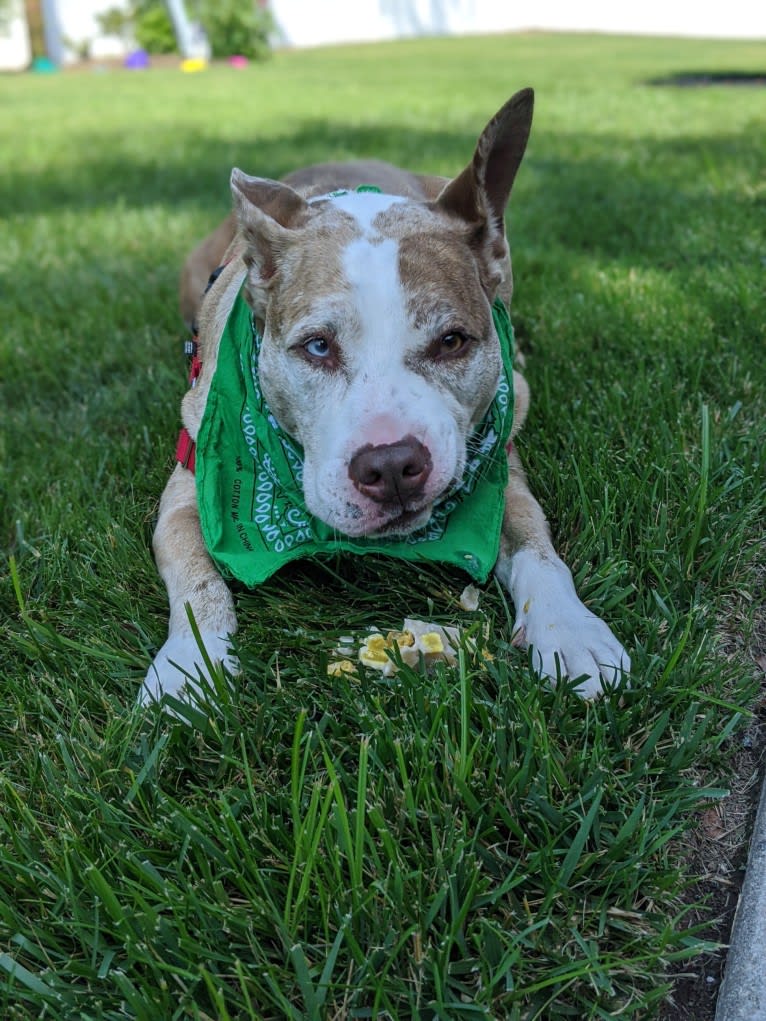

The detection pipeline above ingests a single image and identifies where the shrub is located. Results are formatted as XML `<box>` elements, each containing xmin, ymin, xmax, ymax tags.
<box><xmin>133</xmin><ymin>2</ymin><xmax>176</xmax><ymax>55</ymax></box>
<box><xmin>199</xmin><ymin>0</ymin><xmax>274</xmax><ymax>60</ymax></box>
<box><xmin>95</xmin><ymin>1</ymin><xmax>274</xmax><ymax>60</ymax></box>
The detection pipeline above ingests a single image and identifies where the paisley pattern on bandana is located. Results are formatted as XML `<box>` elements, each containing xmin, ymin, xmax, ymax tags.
<box><xmin>196</xmin><ymin>287</ymin><xmax>515</xmax><ymax>587</ymax></box>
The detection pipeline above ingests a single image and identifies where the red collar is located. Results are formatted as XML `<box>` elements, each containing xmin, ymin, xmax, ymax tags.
<box><xmin>175</xmin><ymin>345</ymin><xmax>202</xmax><ymax>472</ymax></box>
<box><xmin>175</xmin><ymin>260</ymin><xmax>231</xmax><ymax>473</ymax></box>
<box><xmin>176</xmin><ymin>425</ymin><xmax>197</xmax><ymax>472</ymax></box>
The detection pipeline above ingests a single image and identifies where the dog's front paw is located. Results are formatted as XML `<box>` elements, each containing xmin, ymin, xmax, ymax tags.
<box><xmin>139</xmin><ymin>632</ymin><xmax>240</xmax><ymax>707</ymax></box>
<box><xmin>506</xmin><ymin>551</ymin><xmax>630</xmax><ymax>699</ymax></box>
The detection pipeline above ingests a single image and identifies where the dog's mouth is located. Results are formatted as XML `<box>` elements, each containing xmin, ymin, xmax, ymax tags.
<box><xmin>305</xmin><ymin>452</ymin><xmax>461</xmax><ymax>539</ymax></box>
<box><xmin>328</xmin><ymin>499</ymin><xmax>435</xmax><ymax>540</ymax></box>
<box><xmin>367</xmin><ymin>505</ymin><xmax>433</xmax><ymax>537</ymax></box>
<box><xmin>333</xmin><ymin>470</ymin><xmax>463</xmax><ymax>539</ymax></box>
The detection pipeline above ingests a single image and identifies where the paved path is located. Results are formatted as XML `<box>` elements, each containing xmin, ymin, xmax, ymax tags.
<box><xmin>715</xmin><ymin>765</ymin><xmax>766</xmax><ymax>1021</ymax></box>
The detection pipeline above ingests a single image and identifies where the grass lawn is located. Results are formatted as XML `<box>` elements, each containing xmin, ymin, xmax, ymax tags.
<box><xmin>1</xmin><ymin>30</ymin><xmax>765</xmax><ymax>1020</ymax></box>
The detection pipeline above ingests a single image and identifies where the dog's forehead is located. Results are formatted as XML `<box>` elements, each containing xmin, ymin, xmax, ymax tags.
<box><xmin>271</xmin><ymin>191</ymin><xmax>475</xmax><ymax>335</ymax></box>
<box><xmin>309</xmin><ymin>189</ymin><xmax>454</xmax><ymax>240</ymax></box>
<box><xmin>310</xmin><ymin>191</ymin><xmax>469</xmax><ymax>289</ymax></box>
<box><xmin>310</xmin><ymin>189</ymin><xmax>408</xmax><ymax>230</ymax></box>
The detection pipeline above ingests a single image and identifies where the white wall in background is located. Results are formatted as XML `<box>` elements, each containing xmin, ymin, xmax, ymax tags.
<box><xmin>2</xmin><ymin>0</ymin><xmax>763</xmax><ymax>71</ymax></box>
<box><xmin>270</xmin><ymin>0</ymin><xmax>766</xmax><ymax>47</ymax></box>
<box><xmin>0</xmin><ymin>0</ymin><xmax>31</xmax><ymax>70</ymax></box>
<box><xmin>52</xmin><ymin>0</ymin><xmax>132</xmax><ymax>61</ymax></box>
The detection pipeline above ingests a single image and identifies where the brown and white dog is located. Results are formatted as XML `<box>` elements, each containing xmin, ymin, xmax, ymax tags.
<box><xmin>141</xmin><ymin>89</ymin><xmax>629</xmax><ymax>705</ymax></box>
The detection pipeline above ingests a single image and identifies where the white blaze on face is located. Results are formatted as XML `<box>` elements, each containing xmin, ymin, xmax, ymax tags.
<box><xmin>320</xmin><ymin>189</ymin><xmax>407</xmax><ymax>231</ymax></box>
<box><xmin>300</xmin><ymin>191</ymin><xmax>463</xmax><ymax>537</ymax></box>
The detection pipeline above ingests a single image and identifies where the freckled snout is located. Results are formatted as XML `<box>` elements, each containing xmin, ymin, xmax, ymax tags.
<box><xmin>348</xmin><ymin>435</ymin><xmax>433</xmax><ymax>505</ymax></box>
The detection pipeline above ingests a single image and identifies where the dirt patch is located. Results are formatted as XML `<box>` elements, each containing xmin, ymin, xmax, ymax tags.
<box><xmin>661</xmin><ymin>578</ymin><xmax>766</xmax><ymax>1020</ymax></box>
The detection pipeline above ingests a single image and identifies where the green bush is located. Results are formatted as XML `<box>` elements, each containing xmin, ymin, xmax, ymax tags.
<box><xmin>94</xmin><ymin>5</ymin><xmax>132</xmax><ymax>41</ymax></box>
<box><xmin>96</xmin><ymin>1</ymin><xmax>177</xmax><ymax>54</ymax></box>
<box><xmin>134</xmin><ymin>3</ymin><xmax>176</xmax><ymax>55</ymax></box>
<box><xmin>199</xmin><ymin>0</ymin><xmax>274</xmax><ymax>60</ymax></box>
<box><xmin>95</xmin><ymin>1</ymin><xmax>274</xmax><ymax>60</ymax></box>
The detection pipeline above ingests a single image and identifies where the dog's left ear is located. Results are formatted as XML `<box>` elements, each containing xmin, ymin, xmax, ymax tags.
<box><xmin>435</xmin><ymin>88</ymin><xmax>534</xmax><ymax>295</ymax></box>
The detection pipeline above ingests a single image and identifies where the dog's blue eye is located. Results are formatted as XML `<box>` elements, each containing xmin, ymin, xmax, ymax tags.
<box><xmin>304</xmin><ymin>337</ymin><xmax>330</xmax><ymax>358</ymax></box>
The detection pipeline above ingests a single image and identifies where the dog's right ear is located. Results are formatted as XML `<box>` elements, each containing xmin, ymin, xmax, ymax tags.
<box><xmin>230</xmin><ymin>168</ymin><xmax>310</xmax><ymax>283</ymax></box>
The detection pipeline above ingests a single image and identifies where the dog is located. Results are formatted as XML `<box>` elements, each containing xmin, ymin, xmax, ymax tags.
<box><xmin>141</xmin><ymin>88</ymin><xmax>630</xmax><ymax>706</ymax></box>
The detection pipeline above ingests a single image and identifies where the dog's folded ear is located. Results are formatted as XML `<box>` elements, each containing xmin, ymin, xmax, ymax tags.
<box><xmin>230</xmin><ymin>169</ymin><xmax>310</xmax><ymax>284</ymax></box>
<box><xmin>434</xmin><ymin>88</ymin><xmax>534</xmax><ymax>295</ymax></box>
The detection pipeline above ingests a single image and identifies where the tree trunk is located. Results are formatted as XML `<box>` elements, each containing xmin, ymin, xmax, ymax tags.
<box><xmin>24</xmin><ymin>0</ymin><xmax>45</xmax><ymax>57</ymax></box>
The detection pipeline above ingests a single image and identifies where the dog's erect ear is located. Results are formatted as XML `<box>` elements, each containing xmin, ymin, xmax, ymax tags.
<box><xmin>230</xmin><ymin>168</ymin><xmax>310</xmax><ymax>282</ymax></box>
<box><xmin>434</xmin><ymin>89</ymin><xmax>534</xmax><ymax>294</ymax></box>
<box><xmin>436</xmin><ymin>88</ymin><xmax>534</xmax><ymax>229</ymax></box>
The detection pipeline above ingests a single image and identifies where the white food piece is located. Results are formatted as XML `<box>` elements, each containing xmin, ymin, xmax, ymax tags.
<box><xmin>459</xmin><ymin>584</ymin><xmax>481</xmax><ymax>611</ymax></box>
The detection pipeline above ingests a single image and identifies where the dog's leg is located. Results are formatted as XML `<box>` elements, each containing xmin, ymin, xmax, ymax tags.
<box><xmin>494</xmin><ymin>446</ymin><xmax>630</xmax><ymax>698</ymax></box>
<box><xmin>140</xmin><ymin>464</ymin><xmax>239</xmax><ymax>705</ymax></box>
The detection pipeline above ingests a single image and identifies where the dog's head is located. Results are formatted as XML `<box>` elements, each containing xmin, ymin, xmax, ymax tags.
<box><xmin>231</xmin><ymin>89</ymin><xmax>533</xmax><ymax>538</ymax></box>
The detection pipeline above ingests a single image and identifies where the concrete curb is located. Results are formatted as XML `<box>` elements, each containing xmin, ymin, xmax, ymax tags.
<box><xmin>715</xmin><ymin>764</ymin><xmax>766</xmax><ymax>1021</ymax></box>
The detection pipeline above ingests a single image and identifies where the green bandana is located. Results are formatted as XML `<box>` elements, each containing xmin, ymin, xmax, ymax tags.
<box><xmin>196</xmin><ymin>289</ymin><xmax>515</xmax><ymax>587</ymax></box>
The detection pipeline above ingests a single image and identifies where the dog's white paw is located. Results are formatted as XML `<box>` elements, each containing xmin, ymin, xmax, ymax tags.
<box><xmin>504</xmin><ymin>550</ymin><xmax>630</xmax><ymax>699</ymax></box>
<box><xmin>139</xmin><ymin>632</ymin><xmax>240</xmax><ymax>706</ymax></box>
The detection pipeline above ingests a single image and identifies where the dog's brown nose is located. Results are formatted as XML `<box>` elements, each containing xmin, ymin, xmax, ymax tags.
<box><xmin>348</xmin><ymin>435</ymin><xmax>432</xmax><ymax>504</ymax></box>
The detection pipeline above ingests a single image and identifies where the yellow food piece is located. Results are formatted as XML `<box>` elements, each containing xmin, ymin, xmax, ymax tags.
<box><xmin>359</xmin><ymin>650</ymin><xmax>388</xmax><ymax>668</ymax></box>
<box><xmin>419</xmin><ymin>632</ymin><xmax>445</xmax><ymax>654</ymax></box>
<box><xmin>359</xmin><ymin>634</ymin><xmax>389</xmax><ymax>668</ymax></box>
<box><xmin>327</xmin><ymin>659</ymin><xmax>357</xmax><ymax>677</ymax></box>
<box><xmin>357</xmin><ymin>630</ymin><xmax>420</xmax><ymax>673</ymax></box>
<box><xmin>364</xmin><ymin>634</ymin><xmax>387</xmax><ymax>653</ymax></box>
<box><xmin>387</xmin><ymin>630</ymin><xmax>415</xmax><ymax>648</ymax></box>
<box><xmin>343</xmin><ymin>620</ymin><xmax>490</xmax><ymax>675</ymax></box>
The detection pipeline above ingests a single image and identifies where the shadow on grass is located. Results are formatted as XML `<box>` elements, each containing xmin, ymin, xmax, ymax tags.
<box><xmin>647</xmin><ymin>70</ymin><xmax>766</xmax><ymax>87</ymax></box>
<box><xmin>3</xmin><ymin>118</ymin><xmax>763</xmax><ymax>279</ymax></box>
<box><xmin>0</xmin><ymin>120</ymin><xmax>478</xmax><ymax>217</ymax></box>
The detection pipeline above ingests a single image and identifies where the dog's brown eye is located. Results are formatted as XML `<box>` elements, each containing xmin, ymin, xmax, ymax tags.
<box><xmin>438</xmin><ymin>331</ymin><xmax>470</xmax><ymax>357</ymax></box>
